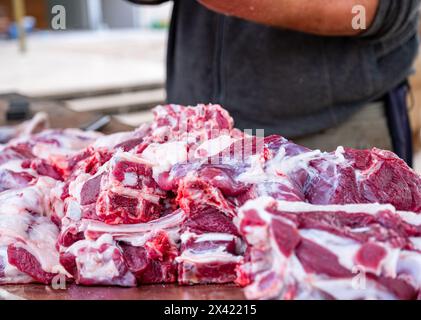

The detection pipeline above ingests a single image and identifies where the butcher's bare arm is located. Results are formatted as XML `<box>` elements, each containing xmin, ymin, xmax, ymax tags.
<box><xmin>198</xmin><ymin>0</ymin><xmax>379</xmax><ymax>36</ymax></box>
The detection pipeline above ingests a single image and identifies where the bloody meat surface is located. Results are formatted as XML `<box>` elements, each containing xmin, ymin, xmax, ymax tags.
<box><xmin>1</xmin><ymin>105</ymin><xmax>421</xmax><ymax>300</ymax></box>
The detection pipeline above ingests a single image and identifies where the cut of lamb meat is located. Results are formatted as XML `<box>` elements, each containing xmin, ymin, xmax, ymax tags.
<box><xmin>96</xmin><ymin>151</ymin><xmax>167</xmax><ymax>224</ymax></box>
<box><xmin>308</xmin><ymin>147</ymin><xmax>421</xmax><ymax>212</ymax></box>
<box><xmin>177</xmin><ymin>207</ymin><xmax>244</xmax><ymax>285</ymax></box>
<box><xmin>59</xmin><ymin>209</ymin><xmax>184</xmax><ymax>286</ymax></box>
<box><xmin>264</xmin><ymin>138</ymin><xmax>421</xmax><ymax>212</ymax></box>
<box><xmin>139</xmin><ymin>104</ymin><xmax>238</xmax><ymax>182</ymax></box>
<box><xmin>0</xmin><ymin>128</ymin><xmax>102</xmax><ymax>193</ymax></box>
<box><xmin>0</xmin><ymin>145</ymin><xmax>38</xmax><ymax>193</ymax></box>
<box><xmin>12</xmin><ymin>128</ymin><xmax>102</xmax><ymax>162</ymax></box>
<box><xmin>346</xmin><ymin>148</ymin><xmax>421</xmax><ymax>212</ymax></box>
<box><xmin>158</xmin><ymin>135</ymin><xmax>306</xmax><ymax>205</ymax></box>
<box><xmin>57</xmin><ymin>150</ymin><xmax>168</xmax><ymax>225</ymax></box>
<box><xmin>176</xmin><ymin>169</ymin><xmax>239</xmax><ymax>219</ymax></box>
<box><xmin>236</xmin><ymin>197</ymin><xmax>421</xmax><ymax>300</ymax></box>
<box><xmin>119</xmin><ymin>230</ymin><xmax>178</xmax><ymax>284</ymax></box>
<box><xmin>60</xmin><ymin>234</ymin><xmax>137</xmax><ymax>287</ymax></box>
<box><xmin>58</xmin><ymin>207</ymin><xmax>185</xmax><ymax>249</ymax></box>
<box><xmin>149</xmin><ymin>104</ymin><xmax>234</xmax><ymax>144</ymax></box>
<box><xmin>0</xmin><ymin>170</ymin><xmax>34</xmax><ymax>193</ymax></box>
<box><xmin>50</xmin><ymin>104</ymin><xmax>242</xmax><ymax>286</ymax></box>
<box><xmin>0</xmin><ymin>179</ymin><xmax>66</xmax><ymax>284</ymax></box>
<box><xmin>0</xmin><ymin>124</ymin><xmax>102</xmax><ymax>285</ymax></box>
<box><xmin>2</xmin><ymin>103</ymin><xmax>421</xmax><ymax>299</ymax></box>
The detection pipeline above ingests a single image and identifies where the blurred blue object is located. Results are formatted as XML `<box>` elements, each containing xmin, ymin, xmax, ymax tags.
<box><xmin>8</xmin><ymin>16</ymin><xmax>36</xmax><ymax>39</ymax></box>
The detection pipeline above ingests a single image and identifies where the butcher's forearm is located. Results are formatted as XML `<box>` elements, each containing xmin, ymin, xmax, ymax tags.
<box><xmin>198</xmin><ymin>0</ymin><xmax>379</xmax><ymax>36</ymax></box>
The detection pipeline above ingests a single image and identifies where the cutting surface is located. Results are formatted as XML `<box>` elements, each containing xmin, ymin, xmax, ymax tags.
<box><xmin>0</xmin><ymin>284</ymin><xmax>246</xmax><ymax>300</ymax></box>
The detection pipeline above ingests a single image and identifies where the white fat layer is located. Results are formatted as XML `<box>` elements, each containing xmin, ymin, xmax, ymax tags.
<box><xmin>78</xmin><ymin>247</ymin><xmax>119</xmax><ymax>281</ymax></box>
<box><xmin>300</xmin><ymin>229</ymin><xmax>361</xmax><ymax>271</ymax></box>
<box><xmin>354</xmin><ymin>158</ymin><xmax>383</xmax><ymax>184</ymax></box>
<box><xmin>66</xmin><ymin>235</ymin><xmax>131</xmax><ymax>283</ymax></box>
<box><xmin>0</xmin><ymin>160</ymin><xmax>29</xmax><ymax>173</ymax></box>
<box><xmin>176</xmin><ymin>247</ymin><xmax>243</xmax><ymax>264</ymax></box>
<box><xmin>240</xmin><ymin>197</ymin><xmax>396</xmax><ymax>224</ymax></box>
<box><xmin>107</xmin><ymin>183</ymin><xmax>160</xmax><ymax>203</ymax></box>
<box><xmin>113</xmin><ymin>150</ymin><xmax>150</xmax><ymax>164</ymax></box>
<box><xmin>236</xmin><ymin>155</ymin><xmax>267</xmax><ymax>183</ymax></box>
<box><xmin>141</xmin><ymin>141</ymin><xmax>188</xmax><ymax>179</ymax></box>
<box><xmin>123</xmin><ymin>172</ymin><xmax>138</xmax><ymax>187</ymax></box>
<box><xmin>0</xmin><ymin>187</ymin><xmax>42</xmax><ymax>215</ymax></box>
<box><xmin>117</xmin><ymin>228</ymin><xmax>180</xmax><ymax>247</ymax></box>
<box><xmin>410</xmin><ymin>237</ymin><xmax>421</xmax><ymax>251</ymax></box>
<box><xmin>242</xmin><ymin>225</ymin><xmax>268</xmax><ymax>247</ymax></box>
<box><xmin>66</xmin><ymin>200</ymin><xmax>82</xmax><ymax>221</ymax></box>
<box><xmin>398</xmin><ymin>211</ymin><xmax>421</xmax><ymax>226</ymax></box>
<box><xmin>82</xmin><ymin>210</ymin><xmax>184</xmax><ymax>236</ymax></box>
<box><xmin>397</xmin><ymin>251</ymin><xmax>421</xmax><ymax>288</ymax></box>
<box><xmin>267</xmin><ymin>149</ymin><xmax>323</xmax><ymax>176</ymax></box>
<box><xmin>0</xmin><ymin>213</ymin><xmax>32</xmax><ymax>241</ymax></box>
<box><xmin>30</xmin><ymin>129</ymin><xmax>100</xmax><ymax>159</ymax></box>
<box><xmin>67</xmin><ymin>234</ymin><xmax>114</xmax><ymax>255</ymax></box>
<box><xmin>195</xmin><ymin>135</ymin><xmax>236</xmax><ymax>159</ymax></box>
<box><xmin>180</xmin><ymin>231</ymin><xmax>237</xmax><ymax>243</ymax></box>
<box><xmin>78</xmin><ymin>238</ymin><xmax>119</xmax><ymax>281</ymax></box>
<box><xmin>311</xmin><ymin>278</ymin><xmax>396</xmax><ymax>300</ymax></box>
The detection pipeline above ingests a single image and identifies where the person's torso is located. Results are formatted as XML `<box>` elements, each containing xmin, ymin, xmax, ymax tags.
<box><xmin>166</xmin><ymin>0</ymin><xmax>419</xmax><ymax>137</ymax></box>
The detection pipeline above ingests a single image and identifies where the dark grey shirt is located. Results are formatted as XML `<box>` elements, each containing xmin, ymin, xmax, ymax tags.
<box><xmin>130</xmin><ymin>0</ymin><xmax>420</xmax><ymax>138</ymax></box>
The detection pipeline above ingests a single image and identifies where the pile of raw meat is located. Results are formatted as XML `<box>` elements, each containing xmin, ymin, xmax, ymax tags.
<box><xmin>1</xmin><ymin>104</ymin><xmax>421</xmax><ymax>300</ymax></box>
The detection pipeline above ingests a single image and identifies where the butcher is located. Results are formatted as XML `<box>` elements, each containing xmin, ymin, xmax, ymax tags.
<box><xmin>128</xmin><ymin>0</ymin><xmax>420</xmax><ymax>166</ymax></box>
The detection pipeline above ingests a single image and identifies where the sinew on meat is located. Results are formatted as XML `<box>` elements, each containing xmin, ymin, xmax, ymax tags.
<box><xmin>0</xmin><ymin>104</ymin><xmax>421</xmax><ymax>300</ymax></box>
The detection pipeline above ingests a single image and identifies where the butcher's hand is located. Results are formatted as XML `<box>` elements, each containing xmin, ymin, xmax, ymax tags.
<box><xmin>198</xmin><ymin>0</ymin><xmax>379</xmax><ymax>36</ymax></box>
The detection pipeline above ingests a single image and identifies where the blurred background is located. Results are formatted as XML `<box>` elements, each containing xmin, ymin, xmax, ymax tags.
<box><xmin>0</xmin><ymin>0</ymin><xmax>420</xmax><ymax>172</ymax></box>
<box><xmin>0</xmin><ymin>0</ymin><xmax>169</xmax><ymax>133</ymax></box>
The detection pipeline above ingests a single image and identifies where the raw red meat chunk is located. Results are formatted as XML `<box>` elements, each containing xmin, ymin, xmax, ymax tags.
<box><xmin>0</xmin><ymin>180</ymin><xmax>66</xmax><ymax>285</ymax></box>
<box><xmin>59</xmin><ymin>209</ymin><xmax>184</xmax><ymax>286</ymax></box>
<box><xmin>346</xmin><ymin>148</ymin><xmax>421</xmax><ymax>212</ymax></box>
<box><xmin>236</xmin><ymin>197</ymin><xmax>421</xmax><ymax>300</ymax></box>
<box><xmin>96</xmin><ymin>153</ymin><xmax>167</xmax><ymax>224</ymax></box>
<box><xmin>52</xmin><ymin>104</ymin><xmax>241</xmax><ymax>287</ymax></box>
<box><xmin>302</xmin><ymin>147</ymin><xmax>421</xmax><ymax>212</ymax></box>
<box><xmin>150</xmin><ymin>104</ymin><xmax>234</xmax><ymax>143</ymax></box>
<box><xmin>56</xmin><ymin>151</ymin><xmax>168</xmax><ymax>226</ymax></box>
<box><xmin>60</xmin><ymin>234</ymin><xmax>137</xmax><ymax>287</ymax></box>
<box><xmin>2</xmin><ymin>103</ymin><xmax>421</xmax><ymax>299</ymax></box>
<box><xmin>0</xmin><ymin>127</ymin><xmax>101</xmax><ymax>193</ymax></box>
<box><xmin>177</xmin><ymin>207</ymin><xmax>244</xmax><ymax>285</ymax></box>
<box><xmin>0</xmin><ymin>121</ymin><xmax>103</xmax><ymax>285</ymax></box>
<box><xmin>264</xmin><ymin>140</ymin><xmax>421</xmax><ymax>212</ymax></box>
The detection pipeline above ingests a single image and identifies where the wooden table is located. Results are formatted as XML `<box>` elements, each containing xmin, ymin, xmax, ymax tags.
<box><xmin>1</xmin><ymin>284</ymin><xmax>246</xmax><ymax>300</ymax></box>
